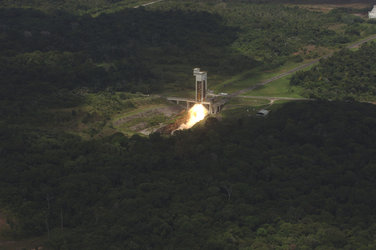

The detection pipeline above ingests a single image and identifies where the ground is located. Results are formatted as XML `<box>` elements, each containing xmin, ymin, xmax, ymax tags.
<box><xmin>0</xmin><ymin>237</ymin><xmax>44</xmax><ymax>250</ymax></box>
<box><xmin>2</xmin><ymin>1</ymin><xmax>376</xmax><ymax>248</ymax></box>
<box><xmin>0</xmin><ymin>212</ymin><xmax>45</xmax><ymax>250</ymax></box>
<box><xmin>37</xmin><ymin>32</ymin><xmax>376</xmax><ymax>138</ymax></box>
<box><xmin>0</xmin><ymin>213</ymin><xmax>8</xmax><ymax>233</ymax></box>
<box><xmin>45</xmin><ymin>93</ymin><xmax>187</xmax><ymax>138</ymax></box>
<box><xmin>288</xmin><ymin>3</ymin><xmax>371</xmax><ymax>14</ymax></box>
<box><xmin>113</xmin><ymin>104</ymin><xmax>184</xmax><ymax>135</ymax></box>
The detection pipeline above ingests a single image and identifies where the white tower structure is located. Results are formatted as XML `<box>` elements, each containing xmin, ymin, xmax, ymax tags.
<box><xmin>369</xmin><ymin>5</ymin><xmax>376</xmax><ymax>18</ymax></box>
<box><xmin>193</xmin><ymin>68</ymin><xmax>207</xmax><ymax>102</ymax></box>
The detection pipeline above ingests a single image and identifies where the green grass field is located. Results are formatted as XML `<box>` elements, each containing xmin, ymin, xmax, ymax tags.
<box><xmin>44</xmin><ymin>92</ymin><xmax>184</xmax><ymax>138</ymax></box>
<box><xmin>212</xmin><ymin>60</ymin><xmax>313</xmax><ymax>94</ymax></box>
<box><xmin>221</xmin><ymin>97</ymin><xmax>271</xmax><ymax>118</ymax></box>
<box><xmin>243</xmin><ymin>76</ymin><xmax>305</xmax><ymax>98</ymax></box>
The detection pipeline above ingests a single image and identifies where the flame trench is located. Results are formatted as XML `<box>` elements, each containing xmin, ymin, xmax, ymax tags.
<box><xmin>178</xmin><ymin>104</ymin><xmax>208</xmax><ymax>130</ymax></box>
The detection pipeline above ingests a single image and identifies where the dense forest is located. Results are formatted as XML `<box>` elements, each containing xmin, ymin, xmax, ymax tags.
<box><xmin>290</xmin><ymin>42</ymin><xmax>376</xmax><ymax>101</ymax></box>
<box><xmin>2</xmin><ymin>101</ymin><xmax>376</xmax><ymax>249</ymax></box>
<box><xmin>152</xmin><ymin>0</ymin><xmax>373</xmax><ymax>63</ymax></box>
<box><xmin>2</xmin><ymin>0</ymin><xmax>376</xmax><ymax>248</ymax></box>
<box><xmin>0</xmin><ymin>7</ymin><xmax>248</xmax><ymax>87</ymax></box>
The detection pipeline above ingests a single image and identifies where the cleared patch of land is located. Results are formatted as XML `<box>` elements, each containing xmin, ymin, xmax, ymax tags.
<box><xmin>220</xmin><ymin>97</ymin><xmax>270</xmax><ymax>119</ymax></box>
<box><xmin>213</xmin><ymin>60</ymin><xmax>315</xmax><ymax>93</ymax></box>
<box><xmin>113</xmin><ymin>104</ymin><xmax>183</xmax><ymax>135</ymax></box>
<box><xmin>243</xmin><ymin>75</ymin><xmax>303</xmax><ymax>98</ymax></box>
<box><xmin>43</xmin><ymin>93</ymin><xmax>186</xmax><ymax>138</ymax></box>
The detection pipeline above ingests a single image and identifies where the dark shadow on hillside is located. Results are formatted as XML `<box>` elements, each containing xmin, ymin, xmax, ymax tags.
<box><xmin>0</xmin><ymin>7</ymin><xmax>254</xmax><ymax>70</ymax></box>
<box><xmin>0</xmin><ymin>7</ymin><xmax>257</xmax><ymax>116</ymax></box>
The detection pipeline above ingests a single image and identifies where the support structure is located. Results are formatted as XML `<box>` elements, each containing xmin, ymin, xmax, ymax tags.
<box><xmin>166</xmin><ymin>68</ymin><xmax>226</xmax><ymax>114</ymax></box>
<box><xmin>166</xmin><ymin>97</ymin><xmax>225</xmax><ymax>114</ymax></box>
<box><xmin>193</xmin><ymin>68</ymin><xmax>207</xmax><ymax>102</ymax></box>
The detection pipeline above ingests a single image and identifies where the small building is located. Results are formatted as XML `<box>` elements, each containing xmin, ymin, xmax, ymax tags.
<box><xmin>256</xmin><ymin>109</ymin><xmax>269</xmax><ymax>117</ymax></box>
<box><xmin>369</xmin><ymin>5</ymin><xmax>376</xmax><ymax>19</ymax></box>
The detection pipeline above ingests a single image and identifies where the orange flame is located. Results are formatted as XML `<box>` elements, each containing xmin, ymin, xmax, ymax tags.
<box><xmin>178</xmin><ymin>104</ymin><xmax>208</xmax><ymax>130</ymax></box>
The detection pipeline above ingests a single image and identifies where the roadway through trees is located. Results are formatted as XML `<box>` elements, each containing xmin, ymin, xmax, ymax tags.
<box><xmin>229</xmin><ymin>34</ymin><xmax>376</xmax><ymax>98</ymax></box>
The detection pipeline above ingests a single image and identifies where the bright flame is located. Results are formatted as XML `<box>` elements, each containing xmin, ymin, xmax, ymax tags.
<box><xmin>178</xmin><ymin>104</ymin><xmax>208</xmax><ymax>130</ymax></box>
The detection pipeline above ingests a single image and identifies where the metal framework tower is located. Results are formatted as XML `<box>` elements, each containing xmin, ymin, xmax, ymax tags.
<box><xmin>193</xmin><ymin>68</ymin><xmax>207</xmax><ymax>102</ymax></box>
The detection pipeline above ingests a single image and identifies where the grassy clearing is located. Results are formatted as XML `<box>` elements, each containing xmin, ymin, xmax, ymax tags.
<box><xmin>160</xmin><ymin>59</ymin><xmax>307</xmax><ymax>98</ymax></box>
<box><xmin>44</xmin><ymin>92</ymin><xmax>183</xmax><ymax>138</ymax></box>
<box><xmin>221</xmin><ymin>97</ymin><xmax>270</xmax><ymax>119</ymax></box>
<box><xmin>212</xmin><ymin>60</ymin><xmax>313</xmax><ymax>93</ymax></box>
<box><xmin>221</xmin><ymin>98</ymin><xmax>312</xmax><ymax>120</ymax></box>
<box><xmin>112</xmin><ymin>104</ymin><xmax>168</xmax><ymax>134</ymax></box>
<box><xmin>159</xmin><ymin>89</ymin><xmax>196</xmax><ymax>98</ymax></box>
<box><xmin>243</xmin><ymin>76</ymin><xmax>304</xmax><ymax>98</ymax></box>
<box><xmin>112</xmin><ymin>104</ymin><xmax>163</xmax><ymax>120</ymax></box>
<box><xmin>84</xmin><ymin>0</ymin><xmax>155</xmax><ymax>16</ymax></box>
<box><xmin>226</xmin><ymin>97</ymin><xmax>270</xmax><ymax>106</ymax></box>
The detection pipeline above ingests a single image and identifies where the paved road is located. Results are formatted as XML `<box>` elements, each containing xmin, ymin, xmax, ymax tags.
<box><xmin>134</xmin><ymin>0</ymin><xmax>164</xmax><ymax>8</ymax></box>
<box><xmin>239</xmin><ymin>95</ymin><xmax>312</xmax><ymax>101</ymax></box>
<box><xmin>347</xmin><ymin>34</ymin><xmax>376</xmax><ymax>49</ymax></box>
<box><xmin>229</xmin><ymin>59</ymin><xmax>321</xmax><ymax>97</ymax></box>
<box><xmin>229</xmin><ymin>34</ymin><xmax>376</xmax><ymax>98</ymax></box>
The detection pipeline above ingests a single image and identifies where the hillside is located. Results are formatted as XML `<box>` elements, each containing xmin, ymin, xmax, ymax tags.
<box><xmin>1</xmin><ymin>0</ymin><xmax>375</xmax><ymax>132</ymax></box>
<box><xmin>2</xmin><ymin>101</ymin><xmax>376</xmax><ymax>249</ymax></box>
<box><xmin>1</xmin><ymin>0</ymin><xmax>374</xmax><ymax>101</ymax></box>
<box><xmin>2</xmin><ymin>0</ymin><xmax>376</xmax><ymax>249</ymax></box>
<box><xmin>290</xmin><ymin>42</ymin><xmax>376</xmax><ymax>101</ymax></box>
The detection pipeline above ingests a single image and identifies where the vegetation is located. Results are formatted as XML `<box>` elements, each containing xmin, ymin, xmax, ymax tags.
<box><xmin>220</xmin><ymin>97</ymin><xmax>271</xmax><ymax>119</ymax></box>
<box><xmin>0</xmin><ymin>5</ymin><xmax>252</xmax><ymax>134</ymax></box>
<box><xmin>291</xmin><ymin>42</ymin><xmax>376</xmax><ymax>101</ymax></box>
<box><xmin>0</xmin><ymin>6</ymin><xmax>248</xmax><ymax>93</ymax></box>
<box><xmin>0</xmin><ymin>0</ymin><xmax>154</xmax><ymax>15</ymax></box>
<box><xmin>2</xmin><ymin>101</ymin><xmax>376</xmax><ymax>249</ymax></box>
<box><xmin>2</xmin><ymin>0</ymin><xmax>376</xmax><ymax>248</ymax></box>
<box><xmin>152</xmin><ymin>0</ymin><xmax>373</xmax><ymax>66</ymax></box>
<box><xmin>215</xmin><ymin>60</ymin><xmax>310</xmax><ymax>95</ymax></box>
<box><xmin>244</xmin><ymin>75</ymin><xmax>305</xmax><ymax>98</ymax></box>
<box><xmin>2</xmin><ymin>0</ymin><xmax>371</xmax><ymax>138</ymax></box>
<box><xmin>0</xmin><ymin>0</ymin><xmax>373</xmax><ymax>107</ymax></box>
<box><xmin>214</xmin><ymin>62</ymin><xmax>302</xmax><ymax>93</ymax></box>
